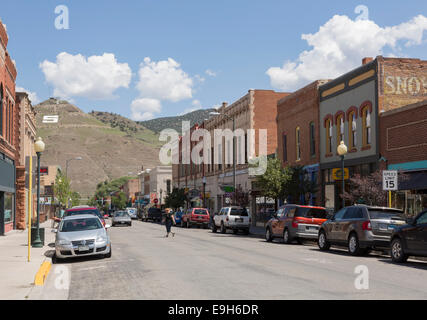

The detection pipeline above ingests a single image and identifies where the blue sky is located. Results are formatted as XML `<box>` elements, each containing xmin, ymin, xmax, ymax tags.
<box><xmin>2</xmin><ymin>0</ymin><xmax>427</xmax><ymax>120</ymax></box>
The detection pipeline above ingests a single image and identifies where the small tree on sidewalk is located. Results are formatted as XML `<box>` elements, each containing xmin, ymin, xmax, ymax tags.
<box><xmin>164</xmin><ymin>188</ymin><xmax>186</xmax><ymax>210</ymax></box>
<box><xmin>342</xmin><ymin>171</ymin><xmax>386</xmax><ymax>206</ymax></box>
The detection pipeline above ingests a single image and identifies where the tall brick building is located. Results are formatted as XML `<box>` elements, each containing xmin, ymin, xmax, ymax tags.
<box><xmin>0</xmin><ymin>19</ymin><xmax>19</xmax><ymax>235</ymax></box>
<box><xmin>276</xmin><ymin>80</ymin><xmax>329</xmax><ymax>205</ymax></box>
<box><xmin>319</xmin><ymin>56</ymin><xmax>427</xmax><ymax>211</ymax></box>
<box><xmin>379</xmin><ymin>99</ymin><xmax>427</xmax><ymax>215</ymax></box>
<box><xmin>173</xmin><ymin>89</ymin><xmax>289</xmax><ymax>223</ymax></box>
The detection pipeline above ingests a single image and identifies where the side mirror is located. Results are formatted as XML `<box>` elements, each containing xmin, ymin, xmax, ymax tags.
<box><xmin>51</xmin><ymin>229</ymin><xmax>57</xmax><ymax>233</ymax></box>
<box><xmin>105</xmin><ymin>224</ymin><xmax>111</xmax><ymax>229</ymax></box>
<box><xmin>406</xmin><ymin>218</ymin><xmax>415</xmax><ymax>225</ymax></box>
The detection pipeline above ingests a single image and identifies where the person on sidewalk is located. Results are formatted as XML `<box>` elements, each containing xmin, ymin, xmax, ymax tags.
<box><xmin>162</xmin><ymin>208</ymin><xmax>176</xmax><ymax>238</ymax></box>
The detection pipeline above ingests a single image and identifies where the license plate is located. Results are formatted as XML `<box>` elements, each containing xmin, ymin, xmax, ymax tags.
<box><xmin>235</xmin><ymin>218</ymin><xmax>243</xmax><ymax>222</ymax></box>
<box><xmin>79</xmin><ymin>246</ymin><xmax>89</xmax><ymax>251</ymax></box>
<box><xmin>121</xmin><ymin>221</ymin><xmax>126</xmax><ymax>224</ymax></box>
<box><xmin>306</xmin><ymin>226</ymin><xmax>318</xmax><ymax>230</ymax></box>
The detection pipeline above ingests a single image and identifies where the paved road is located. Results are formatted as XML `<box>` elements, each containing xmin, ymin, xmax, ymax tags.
<box><xmin>43</xmin><ymin>219</ymin><xmax>427</xmax><ymax>300</ymax></box>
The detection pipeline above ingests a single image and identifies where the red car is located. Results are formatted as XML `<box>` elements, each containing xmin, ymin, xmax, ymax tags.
<box><xmin>64</xmin><ymin>206</ymin><xmax>106</xmax><ymax>227</ymax></box>
<box><xmin>181</xmin><ymin>208</ymin><xmax>210</xmax><ymax>228</ymax></box>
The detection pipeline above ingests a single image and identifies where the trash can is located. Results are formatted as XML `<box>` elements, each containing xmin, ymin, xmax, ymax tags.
<box><xmin>31</xmin><ymin>227</ymin><xmax>45</xmax><ymax>246</ymax></box>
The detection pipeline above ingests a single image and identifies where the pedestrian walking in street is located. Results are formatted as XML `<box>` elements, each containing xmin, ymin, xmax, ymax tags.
<box><xmin>163</xmin><ymin>208</ymin><xmax>176</xmax><ymax>237</ymax></box>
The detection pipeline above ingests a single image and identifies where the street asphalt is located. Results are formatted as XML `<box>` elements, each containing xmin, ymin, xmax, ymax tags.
<box><xmin>39</xmin><ymin>219</ymin><xmax>427</xmax><ymax>300</ymax></box>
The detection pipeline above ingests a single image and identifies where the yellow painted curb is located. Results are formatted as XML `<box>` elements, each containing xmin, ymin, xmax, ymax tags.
<box><xmin>34</xmin><ymin>261</ymin><xmax>52</xmax><ymax>286</ymax></box>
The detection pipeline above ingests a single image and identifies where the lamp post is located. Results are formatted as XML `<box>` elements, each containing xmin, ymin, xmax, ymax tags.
<box><xmin>65</xmin><ymin>156</ymin><xmax>82</xmax><ymax>178</ymax></box>
<box><xmin>202</xmin><ymin>176</ymin><xmax>207</xmax><ymax>208</ymax></box>
<box><xmin>32</xmin><ymin>137</ymin><xmax>45</xmax><ymax>248</ymax></box>
<box><xmin>210</xmin><ymin>111</ymin><xmax>236</xmax><ymax>205</ymax></box>
<box><xmin>337</xmin><ymin>141</ymin><xmax>348</xmax><ymax>209</ymax></box>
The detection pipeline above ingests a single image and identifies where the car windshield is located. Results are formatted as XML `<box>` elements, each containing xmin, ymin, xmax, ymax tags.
<box><xmin>368</xmin><ymin>209</ymin><xmax>405</xmax><ymax>220</ymax></box>
<box><xmin>230</xmin><ymin>208</ymin><xmax>248</xmax><ymax>216</ymax></box>
<box><xmin>115</xmin><ymin>212</ymin><xmax>129</xmax><ymax>217</ymax></box>
<box><xmin>194</xmin><ymin>209</ymin><xmax>208</xmax><ymax>215</ymax></box>
<box><xmin>297</xmin><ymin>207</ymin><xmax>328</xmax><ymax>219</ymax></box>
<box><xmin>66</xmin><ymin>209</ymin><xmax>102</xmax><ymax>219</ymax></box>
<box><xmin>60</xmin><ymin>218</ymin><xmax>102</xmax><ymax>232</ymax></box>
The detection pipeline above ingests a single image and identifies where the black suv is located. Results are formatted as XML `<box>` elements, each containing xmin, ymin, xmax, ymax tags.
<box><xmin>390</xmin><ymin>210</ymin><xmax>427</xmax><ymax>263</ymax></box>
<box><xmin>142</xmin><ymin>207</ymin><xmax>163</xmax><ymax>222</ymax></box>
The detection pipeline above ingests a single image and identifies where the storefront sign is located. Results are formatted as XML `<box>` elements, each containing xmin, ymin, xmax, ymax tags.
<box><xmin>332</xmin><ymin>168</ymin><xmax>349</xmax><ymax>180</ymax></box>
<box><xmin>383</xmin><ymin>170</ymin><xmax>398</xmax><ymax>191</ymax></box>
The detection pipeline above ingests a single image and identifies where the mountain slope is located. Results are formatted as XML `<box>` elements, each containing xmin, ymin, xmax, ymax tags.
<box><xmin>137</xmin><ymin>108</ymin><xmax>216</xmax><ymax>133</ymax></box>
<box><xmin>35</xmin><ymin>99</ymin><xmax>161</xmax><ymax>198</ymax></box>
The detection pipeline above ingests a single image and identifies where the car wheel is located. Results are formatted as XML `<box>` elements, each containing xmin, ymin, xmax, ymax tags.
<box><xmin>129</xmin><ymin>223</ymin><xmax>132</xmax><ymax>227</ymax></box>
<box><xmin>243</xmin><ymin>228</ymin><xmax>250</xmax><ymax>235</ymax></box>
<box><xmin>348</xmin><ymin>233</ymin><xmax>362</xmax><ymax>256</ymax></box>
<box><xmin>283</xmin><ymin>228</ymin><xmax>292</xmax><ymax>244</ymax></box>
<box><xmin>105</xmin><ymin>246</ymin><xmax>112</xmax><ymax>258</ymax></box>
<box><xmin>391</xmin><ymin>237</ymin><xmax>408</xmax><ymax>263</ymax></box>
<box><xmin>318</xmin><ymin>230</ymin><xmax>330</xmax><ymax>251</ymax></box>
<box><xmin>212</xmin><ymin>224</ymin><xmax>217</xmax><ymax>233</ymax></box>
<box><xmin>265</xmin><ymin>228</ymin><xmax>273</xmax><ymax>242</ymax></box>
<box><xmin>220</xmin><ymin>222</ymin><xmax>226</xmax><ymax>234</ymax></box>
<box><xmin>233</xmin><ymin>229</ymin><xmax>238</xmax><ymax>234</ymax></box>
<box><xmin>52</xmin><ymin>253</ymin><xmax>61</xmax><ymax>264</ymax></box>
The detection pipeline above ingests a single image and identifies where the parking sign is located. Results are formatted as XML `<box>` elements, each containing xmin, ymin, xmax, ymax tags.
<box><xmin>382</xmin><ymin>170</ymin><xmax>398</xmax><ymax>191</ymax></box>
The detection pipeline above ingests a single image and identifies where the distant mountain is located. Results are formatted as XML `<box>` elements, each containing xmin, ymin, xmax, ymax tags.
<box><xmin>138</xmin><ymin>108</ymin><xmax>216</xmax><ymax>134</ymax></box>
<box><xmin>35</xmin><ymin>99</ymin><xmax>161</xmax><ymax>198</ymax></box>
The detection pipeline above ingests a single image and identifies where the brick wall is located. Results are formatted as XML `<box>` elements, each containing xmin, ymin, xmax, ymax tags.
<box><xmin>253</xmin><ymin>90</ymin><xmax>289</xmax><ymax>156</ymax></box>
<box><xmin>379</xmin><ymin>100</ymin><xmax>427</xmax><ymax>167</ymax></box>
<box><xmin>277</xmin><ymin>80</ymin><xmax>328</xmax><ymax>167</ymax></box>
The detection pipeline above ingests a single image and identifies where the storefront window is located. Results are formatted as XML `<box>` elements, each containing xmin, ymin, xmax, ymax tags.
<box><xmin>4</xmin><ymin>192</ymin><xmax>14</xmax><ymax>223</ymax></box>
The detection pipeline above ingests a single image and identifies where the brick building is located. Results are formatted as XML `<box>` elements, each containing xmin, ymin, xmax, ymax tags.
<box><xmin>379</xmin><ymin>99</ymin><xmax>427</xmax><ymax>215</ymax></box>
<box><xmin>122</xmin><ymin>178</ymin><xmax>141</xmax><ymax>204</ymax></box>
<box><xmin>173</xmin><ymin>89</ymin><xmax>289</xmax><ymax>223</ymax></box>
<box><xmin>0</xmin><ymin>19</ymin><xmax>19</xmax><ymax>235</ymax></box>
<box><xmin>276</xmin><ymin>80</ymin><xmax>329</xmax><ymax>205</ymax></box>
<box><xmin>319</xmin><ymin>56</ymin><xmax>427</xmax><ymax>211</ymax></box>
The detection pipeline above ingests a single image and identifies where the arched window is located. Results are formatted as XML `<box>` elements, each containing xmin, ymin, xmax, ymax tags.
<box><xmin>348</xmin><ymin>111</ymin><xmax>357</xmax><ymax>149</ymax></box>
<box><xmin>296</xmin><ymin>127</ymin><xmax>301</xmax><ymax>161</ymax></box>
<box><xmin>325</xmin><ymin>119</ymin><xmax>332</xmax><ymax>154</ymax></box>
<box><xmin>336</xmin><ymin>114</ymin><xmax>344</xmax><ymax>147</ymax></box>
<box><xmin>362</xmin><ymin>106</ymin><xmax>371</xmax><ymax>146</ymax></box>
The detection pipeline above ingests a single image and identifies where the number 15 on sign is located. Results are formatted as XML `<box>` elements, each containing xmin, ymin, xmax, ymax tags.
<box><xmin>382</xmin><ymin>170</ymin><xmax>398</xmax><ymax>191</ymax></box>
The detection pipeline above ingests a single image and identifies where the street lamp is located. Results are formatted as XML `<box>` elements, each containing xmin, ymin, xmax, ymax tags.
<box><xmin>202</xmin><ymin>176</ymin><xmax>207</xmax><ymax>208</ymax></box>
<box><xmin>32</xmin><ymin>137</ymin><xmax>45</xmax><ymax>248</ymax></box>
<box><xmin>65</xmin><ymin>156</ymin><xmax>82</xmax><ymax>178</ymax></box>
<box><xmin>209</xmin><ymin>111</ymin><xmax>236</xmax><ymax>205</ymax></box>
<box><xmin>337</xmin><ymin>141</ymin><xmax>348</xmax><ymax>209</ymax></box>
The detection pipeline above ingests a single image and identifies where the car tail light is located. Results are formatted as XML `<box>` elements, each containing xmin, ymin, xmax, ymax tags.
<box><xmin>226</xmin><ymin>216</ymin><xmax>229</xmax><ymax>222</ymax></box>
<box><xmin>292</xmin><ymin>217</ymin><xmax>303</xmax><ymax>228</ymax></box>
<box><xmin>362</xmin><ymin>221</ymin><xmax>372</xmax><ymax>231</ymax></box>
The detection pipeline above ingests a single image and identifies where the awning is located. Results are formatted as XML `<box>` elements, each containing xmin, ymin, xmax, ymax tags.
<box><xmin>399</xmin><ymin>171</ymin><xmax>427</xmax><ymax>191</ymax></box>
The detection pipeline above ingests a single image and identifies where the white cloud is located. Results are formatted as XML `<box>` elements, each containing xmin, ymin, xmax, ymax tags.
<box><xmin>130</xmin><ymin>98</ymin><xmax>162</xmax><ymax>121</ymax></box>
<box><xmin>205</xmin><ymin>69</ymin><xmax>216</xmax><ymax>77</ymax></box>
<box><xmin>40</xmin><ymin>52</ymin><xmax>132</xmax><ymax>100</ymax></box>
<box><xmin>266</xmin><ymin>14</ymin><xmax>427</xmax><ymax>91</ymax></box>
<box><xmin>136</xmin><ymin>57</ymin><xmax>193</xmax><ymax>102</ymax></box>
<box><xmin>15</xmin><ymin>86</ymin><xmax>40</xmax><ymax>104</ymax></box>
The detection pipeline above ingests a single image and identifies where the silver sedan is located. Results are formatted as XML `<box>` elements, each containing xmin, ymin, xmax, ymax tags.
<box><xmin>112</xmin><ymin>211</ymin><xmax>132</xmax><ymax>227</ymax></box>
<box><xmin>53</xmin><ymin>214</ymin><xmax>112</xmax><ymax>262</ymax></box>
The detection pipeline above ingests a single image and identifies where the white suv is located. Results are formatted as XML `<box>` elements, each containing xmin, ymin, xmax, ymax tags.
<box><xmin>212</xmin><ymin>206</ymin><xmax>251</xmax><ymax>235</ymax></box>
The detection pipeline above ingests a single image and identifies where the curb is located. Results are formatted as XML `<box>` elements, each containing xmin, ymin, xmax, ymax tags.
<box><xmin>34</xmin><ymin>260</ymin><xmax>52</xmax><ymax>286</ymax></box>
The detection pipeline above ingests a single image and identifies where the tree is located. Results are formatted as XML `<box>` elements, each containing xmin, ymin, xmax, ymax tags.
<box><xmin>54</xmin><ymin>171</ymin><xmax>71</xmax><ymax>208</ymax></box>
<box><xmin>284</xmin><ymin>165</ymin><xmax>318</xmax><ymax>205</ymax></box>
<box><xmin>70</xmin><ymin>191</ymin><xmax>81</xmax><ymax>207</ymax></box>
<box><xmin>342</xmin><ymin>171</ymin><xmax>387</xmax><ymax>206</ymax></box>
<box><xmin>112</xmin><ymin>192</ymin><xmax>127</xmax><ymax>210</ymax></box>
<box><xmin>164</xmin><ymin>188</ymin><xmax>186</xmax><ymax>210</ymax></box>
<box><xmin>255</xmin><ymin>157</ymin><xmax>292</xmax><ymax>209</ymax></box>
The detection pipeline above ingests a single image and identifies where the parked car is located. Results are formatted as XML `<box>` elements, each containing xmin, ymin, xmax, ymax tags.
<box><xmin>174</xmin><ymin>210</ymin><xmax>184</xmax><ymax>225</ymax></box>
<box><xmin>64</xmin><ymin>206</ymin><xmax>106</xmax><ymax>227</ymax></box>
<box><xmin>53</xmin><ymin>214</ymin><xmax>111</xmax><ymax>262</ymax></box>
<box><xmin>142</xmin><ymin>207</ymin><xmax>163</xmax><ymax>222</ymax></box>
<box><xmin>390</xmin><ymin>210</ymin><xmax>427</xmax><ymax>263</ymax></box>
<box><xmin>212</xmin><ymin>206</ymin><xmax>250</xmax><ymax>234</ymax></box>
<box><xmin>181</xmin><ymin>208</ymin><xmax>210</xmax><ymax>228</ymax></box>
<box><xmin>126</xmin><ymin>207</ymin><xmax>138</xmax><ymax>219</ymax></box>
<box><xmin>318</xmin><ymin>205</ymin><xmax>406</xmax><ymax>256</ymax></box>
<box><xmin>265</xmin><ymin>205</ymin><xmax>328</xmax><ymax>244</ymax></box>
<box><xmin>112</xmin><ymin>211</ymin><xmax>132</xmax><ymax>226</ymax></box>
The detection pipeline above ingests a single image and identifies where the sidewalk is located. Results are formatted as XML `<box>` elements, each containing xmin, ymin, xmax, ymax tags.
<box><xmin>0</xmin><ymin>220</ymin><xmax>55</xmax><ymax>300</ymax></box>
